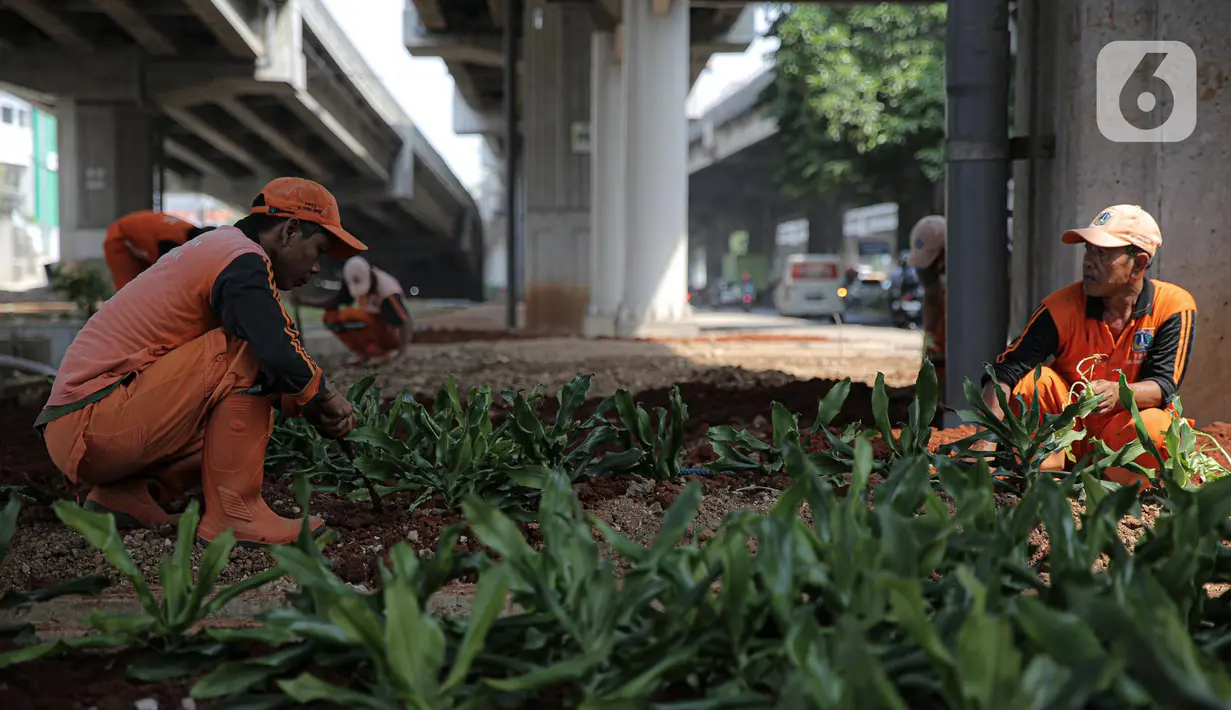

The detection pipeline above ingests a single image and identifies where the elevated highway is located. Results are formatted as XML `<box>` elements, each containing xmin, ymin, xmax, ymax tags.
<box><xmin>0</xmin><ymin>0</ymin><xmax>483</xmax><ymax>298</ymax></box>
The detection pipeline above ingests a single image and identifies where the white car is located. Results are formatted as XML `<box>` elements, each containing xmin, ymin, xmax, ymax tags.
<box><xmin>773</xmin><ymin>254</ymin><xmax>847</xmax><ymax>319</ymax></box>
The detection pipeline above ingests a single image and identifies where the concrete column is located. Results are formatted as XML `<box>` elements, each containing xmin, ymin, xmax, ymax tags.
<box><xmin>616</xmin><ymin>0</ymin><xmax>697</xmax><ymax>337</ymax></box>
<box><xmin>584</xmin><ymin>30</ymin><xmax>626</xmax><ymax>337</ymax></box>
<box><xmin>521</xmin><ymin>1</ymin><xmax>594</xmax><ymax>333</ymax></box>
<box><xmin>1017</xmin><ymin>0</ymin><xmax>1231</xmax><ymax>424</ymax></box>
<box><xmin>56</xmin><ymin>100</ymin><xmax>155</xmax><ymax>264</ymax></box>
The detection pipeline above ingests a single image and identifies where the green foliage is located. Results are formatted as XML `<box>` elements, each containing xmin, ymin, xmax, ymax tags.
<box><xmin>708</xmin><ymin>358</ymin><xmax>938</xmax><ymax>478</ymax></box>
<box><xmin>0</xmin><ymin>496</ymin><xmax>111</xmax><ymax>662</ymax></box>
<box><xmin>16</xmin><ymin>361</ymin><xmax>1231</xmax><ymax>706</ymax></box>
<box><xmin>267</xmin><ymin>373</ymin><xmax>690</xmax><ymax>513</ymax></box>
<box><xmin>1</xmin><ymin>500</ymin><xmax>288</xmax><ymax>680</ymax></box>
<box><xmin>188</xmin><ymin>425</ymin><xmax>1231</xmax><ymax>707</ymax></box>
<box><xmin>764</xmin><ymin>3</ymin><xmax>946</xmax><ymax>199</ymax></box>
<box><xmin>49</xmin><ymin>263</ymin><xmax>111</xmax><ymax>318</ymax></box>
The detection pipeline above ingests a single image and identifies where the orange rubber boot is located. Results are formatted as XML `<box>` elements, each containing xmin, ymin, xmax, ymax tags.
<box><xmin>198</xmin><ymin>393</ymin><xmax>323</xmax><ymax>545</ymax></box>
<box><xmin>85</xmin><ymin>478</ymin><xmax>180</xmax><ymax>528</ymax></box>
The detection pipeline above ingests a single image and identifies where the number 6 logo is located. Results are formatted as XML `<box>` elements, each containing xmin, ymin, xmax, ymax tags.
<box><xmin>1096</xmin><ymin>41</ymin><xmax>1197</xmax><ymax>143</ymax></box>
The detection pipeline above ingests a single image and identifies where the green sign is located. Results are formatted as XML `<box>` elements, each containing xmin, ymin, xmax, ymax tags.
<box><xmin>31</xmin><ymin>108</ymin><xmax>58</xmax><ymax>227</ymax></box>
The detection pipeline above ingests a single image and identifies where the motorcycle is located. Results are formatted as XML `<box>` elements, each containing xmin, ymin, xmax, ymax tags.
<box><xmin>890</xmin><ymin>283</ymin><xmax>925</xmax><ymax>329</ymax></box>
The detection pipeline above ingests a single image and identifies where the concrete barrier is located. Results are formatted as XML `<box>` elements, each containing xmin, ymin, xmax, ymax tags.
<box><xmin>0</xmin><ymin>319</ymin><xmax>82</xmax><ymax>369</ymax></box>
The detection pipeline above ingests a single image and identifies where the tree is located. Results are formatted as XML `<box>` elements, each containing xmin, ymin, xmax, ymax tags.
<box><xmin>763</xmin><ymin>3</ymin><xmax>947</xmax><ymax>211</ymax></box>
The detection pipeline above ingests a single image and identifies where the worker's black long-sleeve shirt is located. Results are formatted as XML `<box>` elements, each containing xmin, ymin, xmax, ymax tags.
<box><xmin>211</xmin><ymin>252</ymin><xmax>324</xmax><ymax>403</ymax></box>
<box><xmin>985</xmin><ymin>280</ymin><xmax>1196</xmax><ymax>405</ymax></box>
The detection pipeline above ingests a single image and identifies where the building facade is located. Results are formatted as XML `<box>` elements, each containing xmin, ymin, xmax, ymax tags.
<box><xmin>0</xmin><ymin>90</ymin><xmax>59</xmax><ymax>291</ymax></box>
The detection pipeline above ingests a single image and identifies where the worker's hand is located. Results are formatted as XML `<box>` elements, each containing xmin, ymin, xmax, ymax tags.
<box><xmin>968</xmin><ymin>436</ymin><xmax>997</xmax><ymax>454</ymax></box>
<box><xmin>1086</xmin><ymin>379</ymin><xmax>1123</xmax><ymax>416</ymax></box>
<box><xmin>304</xmin><ymin>383</ymin><xmax>356</xmax><ymax>439</ymax></box>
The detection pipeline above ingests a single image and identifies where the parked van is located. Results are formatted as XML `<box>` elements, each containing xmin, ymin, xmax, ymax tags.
<box><xmin>773</xmin><ymin>253</ymin><xmax>846</xmax><ymax>320</ymax></box>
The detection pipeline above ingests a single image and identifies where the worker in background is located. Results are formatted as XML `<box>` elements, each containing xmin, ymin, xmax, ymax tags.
<box><xmin>103</xmin><ymin>210</ymin><xmax>215</xmax><ymax>290</ymax></box>
<box><xmin>38</xmin><ymin>178</ymin><xmax>365</xmax><ymax>545</ymax></box>
<box><xmin>979</xmin><ymin>205</ymin><xmax>1196</xmax><ymax>488</ymax></box>
<box><xmin>322</xmin><ymin>256</ymin><xmax>412</xmax><ymax>366</ymax></box>
<box><xmin>907</xmin><ymin>215</ymin><xmax>947</xmax><ymax>399</ymax></box>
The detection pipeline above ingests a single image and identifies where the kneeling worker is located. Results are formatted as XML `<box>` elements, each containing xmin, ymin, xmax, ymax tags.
<box><xmin>38</xmin><ymin>178</ymin><xmax>365</xmax><ymax>545</ymax></box>
<box><xmin>908</xmin><ymin>215</ymin><xmax>947</xmax><ymax>400</ymax></box>
<box><xmin>322</xmin><ymin>256</ymin><xmax>412</xmax><ymax>365</ymax></box>
<box><xmin>981</xmin><ymin>204</ymin><xmax>1196</xmax><ymax>487</ymax></box>
<box><xmin>104</xmin><ymin>210</ymin><xmax>215</xmax><ymax>290</ymax></box>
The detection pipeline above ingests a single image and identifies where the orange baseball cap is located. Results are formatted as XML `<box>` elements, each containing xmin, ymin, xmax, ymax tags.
<box><xmin>1061</xmin><ymin>204</ymin><xmax>1162</xmax><ymax>258</ymax></box>
<box><xmin>907</xmin><ymin>215</ymin><xmax>946</xmax><ymax>269</ymax></box>
<box><xmin>249</xmin><ymin>177</ymin><xmax>368</xmax><ymax>258</ymax></box>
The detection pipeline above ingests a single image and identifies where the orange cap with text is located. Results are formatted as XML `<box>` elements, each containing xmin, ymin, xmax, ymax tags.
<box><xmin>250</xmin><ymin>177</ymin><xmax>368</xmax><ymax>258</ymax></box>
<box><xmin>1061</xmin><ymin>204</ymin><xmax>1162</xmax><ymax>258</ymax></box>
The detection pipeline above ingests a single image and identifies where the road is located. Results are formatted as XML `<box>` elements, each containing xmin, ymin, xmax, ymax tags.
<box><xmin>689</xmin><ymin>306</ymin><xmax>922</xmax><ymax>351</ymax></box>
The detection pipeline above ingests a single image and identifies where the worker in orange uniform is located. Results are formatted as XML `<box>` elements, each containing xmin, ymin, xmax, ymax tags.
<box><xmin>908</xmin><ymin>215</ymin><xmax>947</xmax><ymax>402</ymax></box>
<box><xmin>980</xmin><ymin>205</ymin><xmax>1196</xmax><ymax>488</ymax></box>
<box><xmin>321</xmin><ymin>256</ymin><xmax>412</xmax><ymax>365</ymax></box>
<box><xmin>103</xmin><ymin>210</ymin><xmax>216</xmax><ymax>290</ymax></box>
<box><xmin>38</xmin><ymin>178</ymin><xmax>366</xmax><ymax>545</ymax></box>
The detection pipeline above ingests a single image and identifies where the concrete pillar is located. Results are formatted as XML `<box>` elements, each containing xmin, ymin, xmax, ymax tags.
<box><xmin>56</xmin><ymin>100</ymin><xmax>155</xmax><ymax>264</ymax></box>
<box><xmin>521</xmin><ymin>1</ymin><xmax>594</xmax><ymax>333</ymax></box>
<box><xmin>584</xmin><ymin>30</ymin><xmax>626</xmax><ymax>337</ymax></box>
<box><xmin>1017</xmin><ymin>0</ymin><xmax>1231</xmax><ymax>424</ymax></box>
<box><xmin>616</xmin><ymin>0</ymin><xmax>697</xmax><ymax>337</ymax></box>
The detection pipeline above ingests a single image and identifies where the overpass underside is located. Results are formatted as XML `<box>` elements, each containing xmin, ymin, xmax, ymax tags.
<box><xmin>406</xmin><ymin>0</ymin><xmax>756</xmax><ymax>334</ymax></box>
<box><xmin>0</xmin><ymin>0</ymin><xmax>483</xmax><ymax>300</ymax></box>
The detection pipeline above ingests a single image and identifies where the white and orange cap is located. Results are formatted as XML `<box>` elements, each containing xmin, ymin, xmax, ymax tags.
<box><xmin>342</xmin><ymin>256</ymin><xmax>373</xmax><ymax>298</ymax></box>
<box><xmin>907</xmin><ymin>215</ymin><xmax>946</xmax><ymax>269</ymax></box>
<box><xmin>1062</xmin><ymin>205</ymin><xmax>1162</xmax><ymax>258</ymax></box>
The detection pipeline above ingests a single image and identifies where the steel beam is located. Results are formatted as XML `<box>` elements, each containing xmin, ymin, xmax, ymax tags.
<box><xmin>281</xmin><ymin>91</ymin><xmax>389</xmax><ymax>181</ymax></box>
<box><xmin>163</xmin><ymin>138</ymin><xmax>228</xmax><ymax>177</ymax></box>
<box><xmin>86</xmin><ymin>0</ymin><xmax>178</xmax><ymax>56</ymax></box>
<box><xmin>943</xmin><ymin>0</ymin><xmax>1011</xmax><ymax>422</ymax></box>
<box><xmin>410</xmin><ymin>0</ymin><xmax>448</xmax><ymax>30</ymax></box>
<box><xmin>3</xmin><ymin>0</ymin><xmax>94</xmax><ymax>50</ymax></box>
<box><xmin>162</xmin><ymin>104</ymin><xmax>273</xmax><ymax>177</ymax></box>
<box><xmin>217</xmin><ymin>96</ymin><xmax>331</xmax><ymax>179</ymax></box>
<box><xmin>180</xmin><ymin>0</ymin><xmax>265</xmax><ymax>59</ymax></box>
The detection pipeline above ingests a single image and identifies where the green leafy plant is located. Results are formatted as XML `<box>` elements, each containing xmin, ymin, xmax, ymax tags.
<box><xmin>707</xmin><ymin>359</ymin><xmax>939</xmax><ymax>480</ymax></box>
<box><xmin>14</xmin><ymin>362</ymin><xmax>1231</xmax><ymax>707</ymax></box>
<box><xmin>9</xmin><ymin>499</ymin><xmax>288</xmax><ymax>681</ymax></box>
<box><xmin>586</xmin><ymin>385</ymin><xmax>689</xmax><ymax>481</ymax></box>
<box><xmin>0</xmin><ymin>496</ymin><xmax>111</xmax><ymax>660</ymax></box>
<box><xmin>947</xmin><ymin>364</ymin><xmax>1102</xmax><ymax>491</ymax></box>
<box><xmin>49</xmin><ymin>263</ymin><xmax>111</xmax><ymax>318</ymax></box>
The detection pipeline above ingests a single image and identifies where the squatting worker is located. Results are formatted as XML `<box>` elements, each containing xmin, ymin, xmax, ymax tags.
<box><xmin>104</xmin><ymin>210</ymin><xmax>216</xmax><ymax>290</ymax></box>
<box><xmin>908</xmin><ymin>215</ymin><xmax>947</xmax><ymax>399</ymax></box>
<box><xmin>980</xmin><ymin>204</ymin><xmax>1196</xmax><ymax>488</ymax></box>
<box><xmin>37</xmin><ymin>177</ymin><xmax>366</xmax><ymax>546</ymax></box>
<box><xmin>322</xmin><ymin>256</ymin><xmax>412</xmax><ymax>365</ymax></box>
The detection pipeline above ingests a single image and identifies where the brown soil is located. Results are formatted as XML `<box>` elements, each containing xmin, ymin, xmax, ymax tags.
<box><xmin>412</xmin><ymin>328</ymin><xmax>545</xmax><ymax>344</ymax></box>
<box><xmin>609</xmin><ymin>333</ymin><xmax>834</xmax><ymax>343</ymax></box>
<box><xmin>0</xmin><ymin>645</ymin><xmax>196</xmax><ymax>710</ymax></box>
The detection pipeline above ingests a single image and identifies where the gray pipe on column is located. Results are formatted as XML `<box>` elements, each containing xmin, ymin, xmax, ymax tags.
<box><xmin>504</xmin><ymin>0</ymin><xmax>521</xmax><ymax>329</ymax></box>
<box><xmin>943</xmin><ymin>0</ymin><xmax>1011</xmax><ymax>426</ymax></box>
